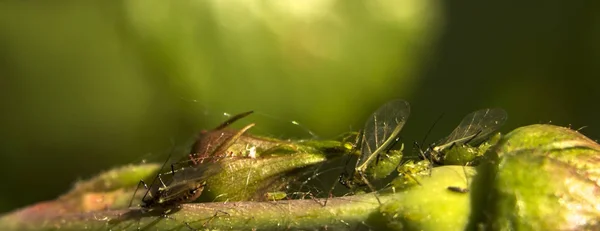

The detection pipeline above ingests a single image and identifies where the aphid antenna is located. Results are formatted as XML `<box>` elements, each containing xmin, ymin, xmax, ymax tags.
<box><xmin>253</xmin><ymin>111</ymin><xmax>320</xmax><ymax>139</ymax></box>
<box><xmin>413</xmin><ymin>140</ymin><xmax>436</xmax><ymax>165</ymax></box>
<box><xmin>420</xmin><ymin>113</ymin><xmax>445</xmax><ymax>148</ymax></box>
<box><xmin>357</xmin><ymin>170</ymin><xmax>382</xmax><ymax>205</ymax></box>
<box><xmin>412</xmin><ymin>141</ymin><xmax>433</xmax><ymax>176</ymax></box>
<box><xmin>412</xmin><ymin>141</ymin><xmax>423</xmax><ymax>156</ymax></box>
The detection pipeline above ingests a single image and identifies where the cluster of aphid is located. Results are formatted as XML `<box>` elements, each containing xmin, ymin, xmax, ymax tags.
<box><xmin>338</xmin><ymin>100</ymin><xmax>507</xmax><ymax>199</ymax></box>
<box><xmin>128</xmin><ymin>99</ymin><xmax>508</xmax><ymax>229</ymax></box>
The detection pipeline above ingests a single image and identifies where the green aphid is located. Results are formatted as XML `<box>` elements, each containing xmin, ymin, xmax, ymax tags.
<box><xmin>342</xmin><ymin>99</ymin><xmax>410</xmax><ymax>192</ymax></box>
<box><xmin>429</xmin><ymin>108</ymin><xmax>507</xmax><ymax>165</ymax></box>
<box><xmin>264</xmin><ymin>191</ymin><xmax>288</xmax><ymax>201</ymax></box>
<box><xmin>364</xmin><ymin>146</ymin><xmax>404</xmax><ymax>180</ymax></box>
<box><xmin>443</xmin><ymin>132</ymin><xmax>502</xmax><ymax>165</ymax></box>
<box><xmin>391</xmin><ymin>159</ymin><xmax>432</xmax><ymax>190</ymax></box>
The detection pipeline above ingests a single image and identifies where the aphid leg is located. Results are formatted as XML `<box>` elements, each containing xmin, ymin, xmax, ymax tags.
<box><xmin>157</xmin><ymin>172</ymin><xmax>168</xmax><ymax>188</ymax></box>
<box><xmin>202</xmin><ymin>210</ymin><xmax>230</xmax><ymax>228</ymax></box>
<box><xmin>305</xmin><ymin>191</ymin><xmax>328</xmax><ymax>207</ymax></box>
<box><xmin>357</xmin><ymin>171</ymin><xmax>381</xmax><ymax>205</ymax></box>
<box><xmin>324</xmin><ymin>175</ymin><xmax>340</xmax><ymax>207</ymax></box>
<box><xmin>188</xmin><ymin>153</ymin><xmax>199</xmax><ymax>165</ymax></box>
<box><xmin>129</xmin><ymin>180</ymin><xmax>150</xmax><ymax>207</ymax></box>
<box><xmin>157</xmin><ymin>212</ymin><xmax>198</xmax><ymax>231</ymax></box>
<box><xmin>137</xmin><ymin>141</ymin><xmax>179</xmax><ymax>206</ymax></box>
<box><xmin>338</xmin><ymin>129</ymin><xmax>365</xmax><ymax>189</ymax></box>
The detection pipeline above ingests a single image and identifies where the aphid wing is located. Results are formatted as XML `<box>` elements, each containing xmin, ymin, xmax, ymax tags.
<box><xmin>357</xmin><ymin>99</ymin><xmax>410</xmax><ymax>168</ymax></box>
<box><xmin>434</xmin><ymin>108</ymin><xmax>507</xmax><ymax>151</ymax></box>
<box><xmin>156</xmin><ymin>164</ymin><xmax>222</xmax><ymax>204</ymax></box>
<box><xmin>466</xmin><ymin>108</ymin><xmax>507</xmax><ymax>145</ymax></box>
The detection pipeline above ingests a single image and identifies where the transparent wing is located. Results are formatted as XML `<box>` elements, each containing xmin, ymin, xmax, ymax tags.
<box><xmin>150</xmin><ymin>162</ymin><xmax>223</xmax><ymax>204</ymax></box>
<box><xmin>357</xmin><ymin>99</ymin><xmax>410</xmax><ymax>170</ymax></box>
<box><xmin>433</xmin><ymin>108</ymin><xmax>507</xmax><ymax>152</ymax></box>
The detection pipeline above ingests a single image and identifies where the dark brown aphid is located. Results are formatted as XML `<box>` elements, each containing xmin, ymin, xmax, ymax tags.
<box><xmin>447</xmin><ymin>186</ymin><xmax>469</xmax><ymax>193</ymax></box>
<box><xmin>149</xmin><ymin>183</ymin><xmax>206</xmax><ymax>208</ymax></box>
<box><xmin>140</xmin><ymin>171</ymin><xmax>208</xmax><ymax>208</ymax></box>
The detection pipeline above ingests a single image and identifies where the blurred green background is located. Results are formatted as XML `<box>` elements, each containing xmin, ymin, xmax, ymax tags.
<box><xmin>0</xmin><ymin>0</ymin><xmax>598</xmax><ymax>213</ymax></box>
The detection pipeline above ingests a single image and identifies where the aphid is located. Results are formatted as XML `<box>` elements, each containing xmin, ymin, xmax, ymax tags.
<box><xmin>129</xmin><ymin>150</ymin><xmax>209</xmax><ymax>209</ymax></box>
<box><xmin>447</xmin><ymin>186</ymin><xmax>469</xmax><ymax>193</ymax></box>
<box><xmin>427</xmin><ymin>108</ymin><xmax>507</xmax><ymax>165</ymax></box>
<box><xmin>356</xmin><ymin>99</ymin><xmax>410</xmax><ymax>174</ymax></box>
<box><xmin>128</xmin><ymin>146</ymin><xmax>209</xmax><ymax>230</ymax></box>
<box><xmin>141</xmin><ymin>175</ymin><xmax>208</xmax><ymax>208</ymax></box>
<box><xmin>339</xmin><ymin>99</ymin><xmax>410</xmax><ymax>200</ymax></box>
<box><xmin>390</xmin><ymin>159</ymin><xmax>431</xmax><ymax>190</ymax></box>
<box><xmin>264</xmin><ymin>191</ymin><xmax>288</xmax><ymax>201</ymax></box>
<box><xmin>142</xmin><ymin>164</ymin><xmax>220</xmax><ymax>208</ymax></box>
